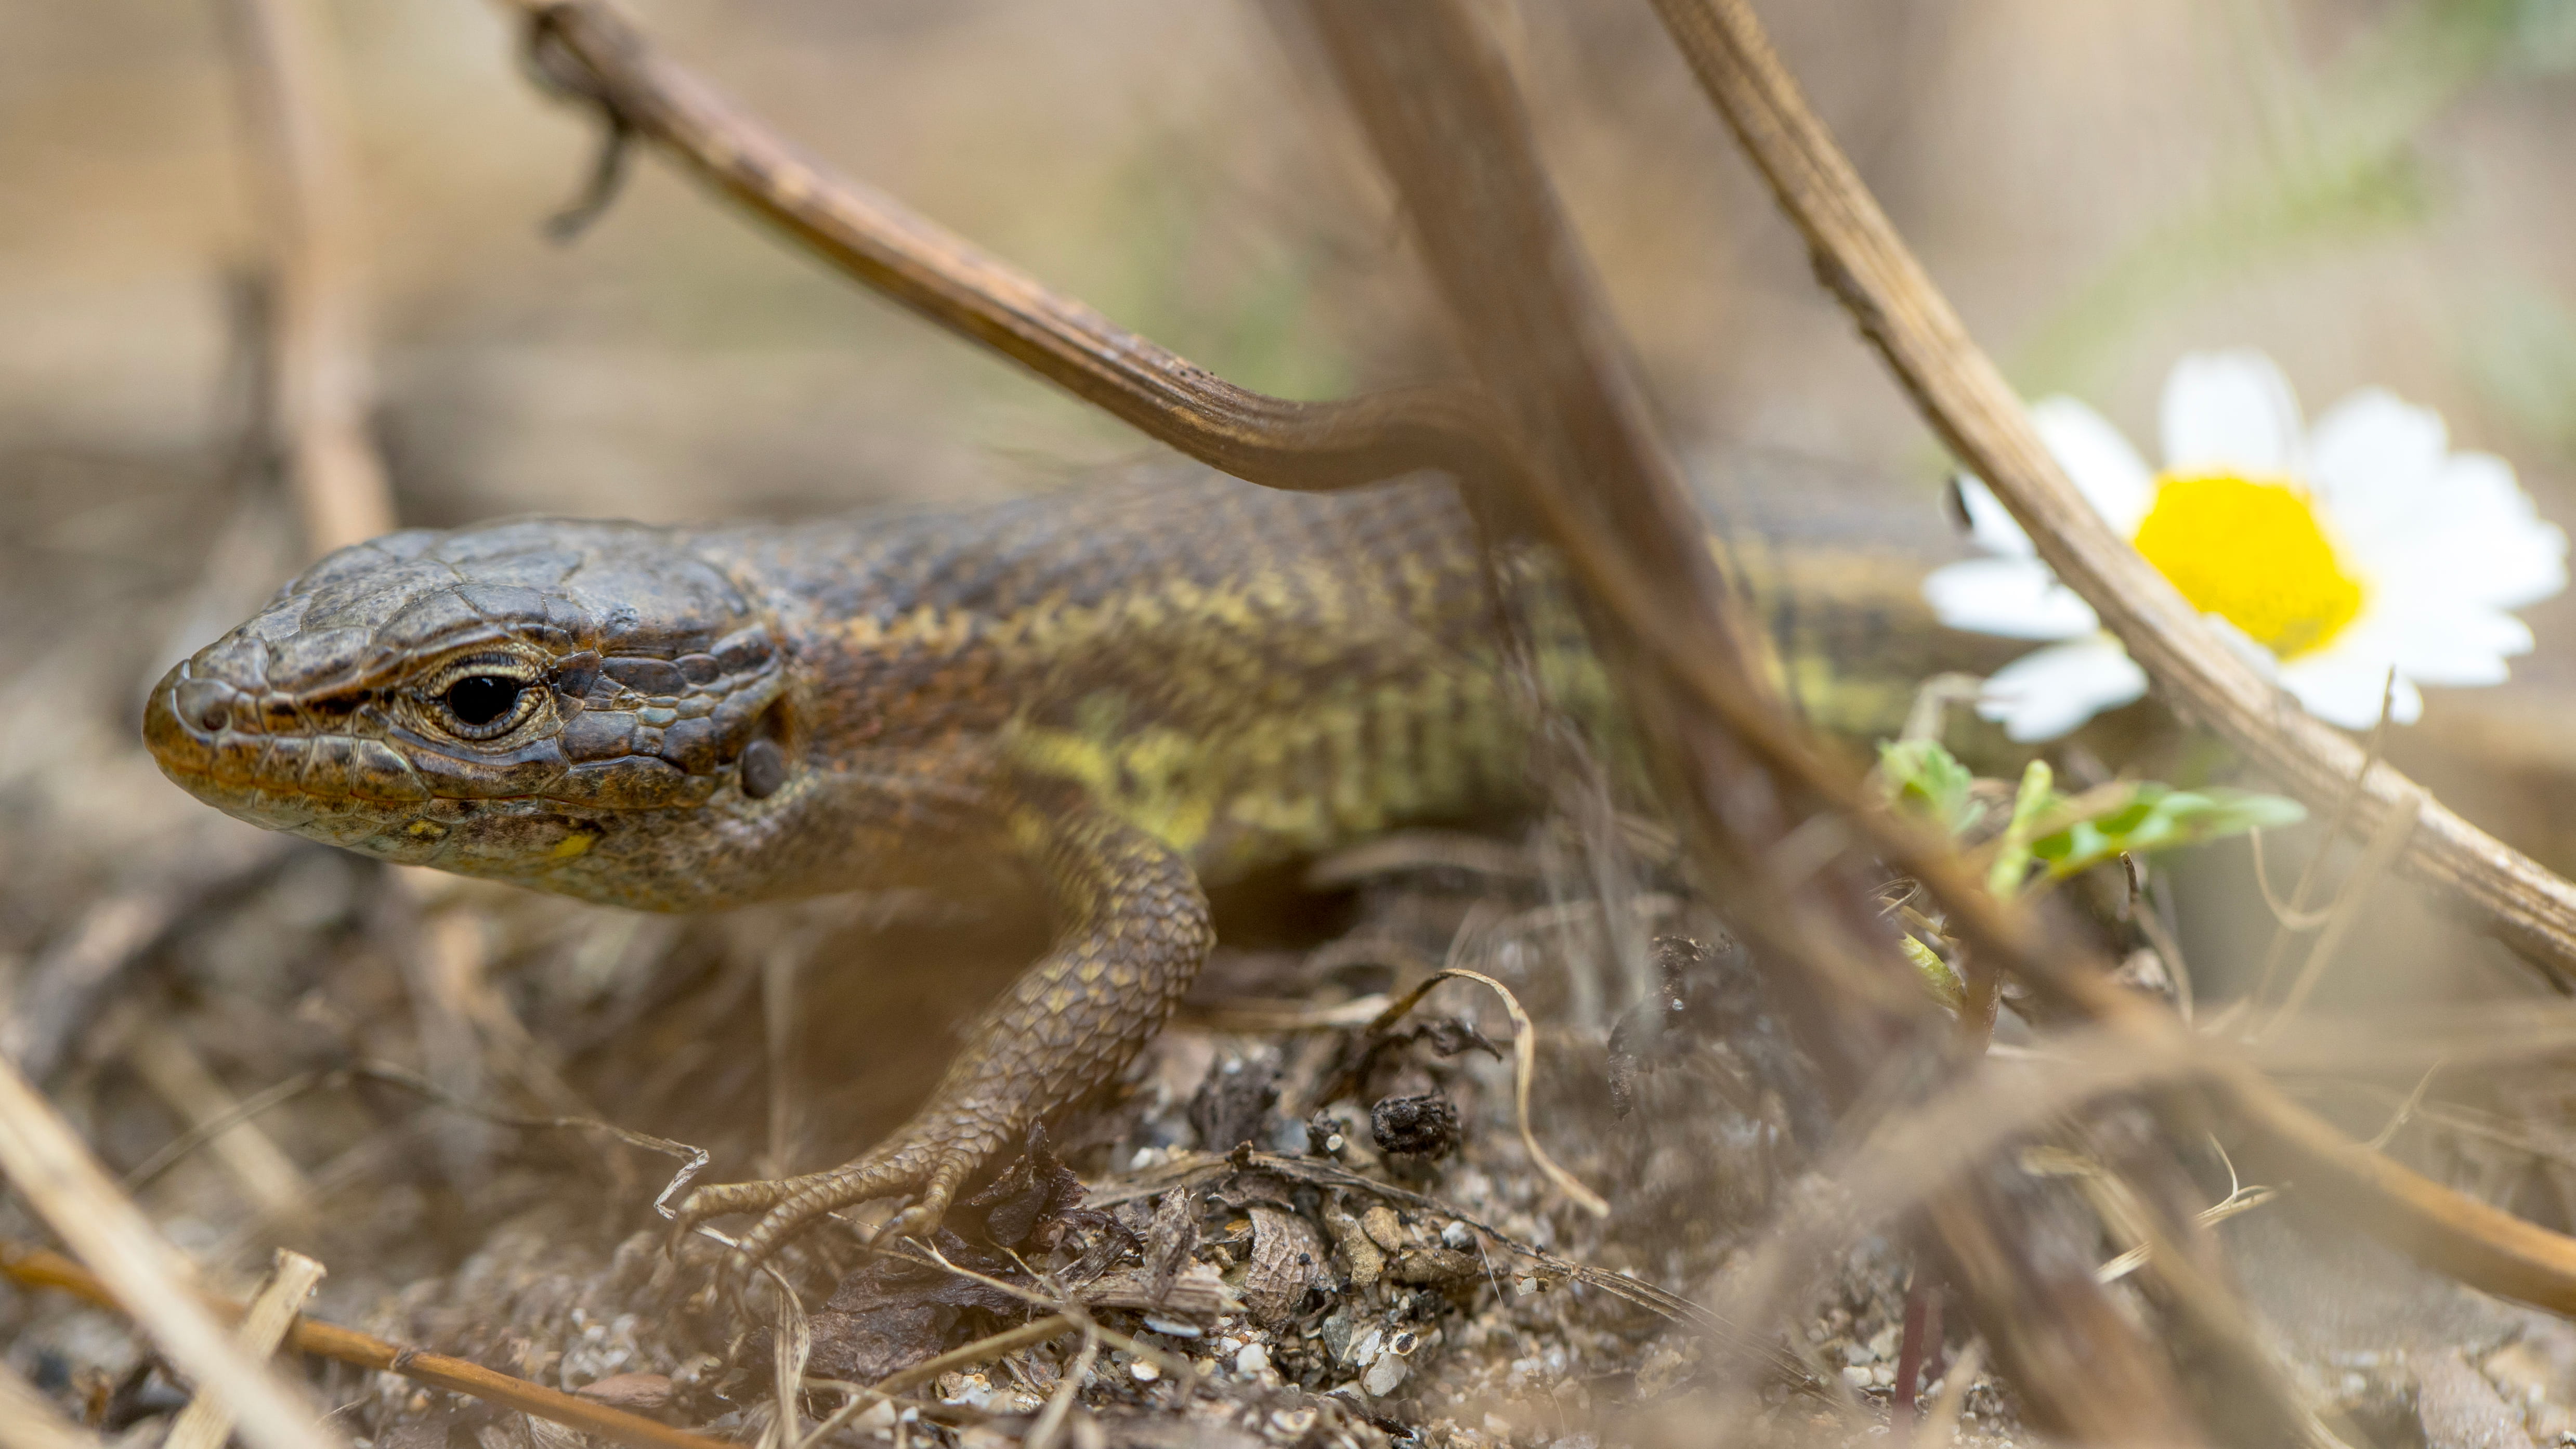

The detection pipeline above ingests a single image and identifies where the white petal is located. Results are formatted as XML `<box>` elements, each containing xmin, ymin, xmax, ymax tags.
<box><xmin>2308</xmin><ymin>387</ymin><xmax>2448</xmax><ymax>541</ymax></box>
<box><xmin>1924</xmin><ymin>557</ymin><xmax>2099</xmax><ymax>640</ymax></box>
<box><xmin>2403</xmin><ymin>454</ymin><xmax>2569</xmax><ymax>609</ymax></box>
<box><xmin>2277</xmin><ymin>652</ymin><xmax>2422</xmax><ymax>728</ymax></box>
<box><xmin>1975</xmin><ymin>635</ymin><xmax>2149</xmax><ymax>742</ymax></box>
<box><xmin>1955</xmin><ymin>475</ymin><xmax>2036</xmax><ymax>557</ymax></box>
<box><xmin>2030</xmin><ymin>396</ymin><xmax>2156</xmax><ymax>533</ymax></box>
<box><xmin>2160</xmin><ymin>350</ymin><xmax>2304</xmax><ymax>479</ymax></box>
<box><xmin>2325</xmin><ymin>604</ymin><xmax>2528</xmax><ymax>687</ymax></box>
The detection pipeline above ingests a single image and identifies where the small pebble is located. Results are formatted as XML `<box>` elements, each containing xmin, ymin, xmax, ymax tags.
<box><xmin>1841</xmin><ymin>1365</ymin><xmax>1873</xmax><ymax>1391</ymax></box>
<box><xmin>1130</xmin><ymin>1360</ymin><xmax>1160</xmax><ymax>1384</ymax></box>
<box><xmin>1235</xmin><ymin>1342</ymin><xmax>1272</xmax><ymax>1377</ymax></box>
<box><xmin>1441</xmin><ymin>1220</ymin><xmax>1476</xmax><ymax>1250</ymax></box>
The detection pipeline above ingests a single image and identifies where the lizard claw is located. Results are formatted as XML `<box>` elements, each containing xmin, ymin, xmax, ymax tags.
<box><xmin>670</xmin><ymin>1131</ymin><xmax>990</xmax><ymax>1292</ymax></box>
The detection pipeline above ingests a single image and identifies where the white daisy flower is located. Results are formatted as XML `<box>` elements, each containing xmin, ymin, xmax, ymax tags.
<box><xmin>1924</xmin><ymin>350</ymin><xmax>2568</xmax><ymax>742</ymax></box>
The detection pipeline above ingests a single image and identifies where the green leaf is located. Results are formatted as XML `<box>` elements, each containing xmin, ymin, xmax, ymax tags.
<box><xmin>1902</xmin><ymin>934</ymin><xmax>1965</xmax><ymax>1010</ymax></box>
<box><xmin>1987</xmin><ymin>759</ymin><xmax>2061</xmax><ymax>899</ymax></box>
<box><xmin>1877</xmin><ymin>738</ymin><xmax>1983</xmax><ymax>836</ymax></box>
<box><xmin>2031</xmin><ymin>785</ymin><xmax>2306</xmax><ymax>879</ymax></box>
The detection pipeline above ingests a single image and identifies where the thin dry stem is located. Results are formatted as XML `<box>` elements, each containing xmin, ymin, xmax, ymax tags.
<box><xmin>1365</xmin><ymin>967</ymin><xmax>1609</xmax><ymax>1217</ymax></box>
<box><xmin>164</xmin><ymin>1249</ymin><xmax>326</xmax><ymax>1449</ymax></box>
<box><xmin>125</xmin><ymin>1022</ymin><xmax>316</xmax><ymax>1225</ymax></box>
<box><xmin>0</xmin><ymin>1063</ymin><xmax>337</xmax><ymax>1449</ymax></box>
<box><xmin>503</xmin><ymin>0</ymin><xmax>1513</xmax><ymax>497</ymax></box>
<box><xmin>0</xmin><ymin>1243</ymin><xmax>727</xmax><ymax>1449</ymax></box>
<box><xmin>215</xmin><ymin>0</ymin><xmax>396</xmax><ymax>556</ymax></box>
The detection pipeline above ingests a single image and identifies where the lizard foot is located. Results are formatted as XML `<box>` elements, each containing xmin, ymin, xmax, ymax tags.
<box><xmin>671</xmin><ymin>1130</ymin><xmax>988</xmax><ymax>1285</ymax></box>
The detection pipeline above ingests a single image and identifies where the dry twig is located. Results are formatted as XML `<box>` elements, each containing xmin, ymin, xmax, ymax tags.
<box><xmin>1364</xmin><ymin>967</ymin><xmax>1607</xmax><ymax>1217</ymax></box>
<box><xmin>164</xmin><ymin>1250</ymin><xmax>327</xmax><ymax>1449</ymax></box>
<box><xmin>504</xmin><ymin>0</ymin><xmax>1511</xmax><ymax>497</ymax></box>
<box><xmin>0</xmin><ymin>1244</ymin><xmax>725</xmax><ymax>1449</ymax></box>
<box><xmin>0</xmin><ymin>1061</ymin><xmax>336</xmax><ymax>1449</ymax></box>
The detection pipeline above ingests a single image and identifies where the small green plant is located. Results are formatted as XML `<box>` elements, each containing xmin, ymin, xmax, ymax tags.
<box><xmin>1876</xmin><ymin>740</ymin><xmax>2304</xmax><ymax>1007</ymax></box>
<box><xmin>1876</xmin><ymin>739</ymin><xmax>2304</xmax><ymax>896</ymax></box>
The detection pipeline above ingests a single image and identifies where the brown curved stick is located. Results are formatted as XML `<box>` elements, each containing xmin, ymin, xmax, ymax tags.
<box><xmin>1648</xmin><ymin>0</ymin><xmax>2576</xmax><ymax>990</ymax></box>
<box><xmin>503</xmin><ymin>0</ymin><xmax>1510</xmax><ymax>495</ymax></box>
<box><xmin>0</xmin><ymin>1245</ymin><xmax>729</xmax><ymax>1449</ymax></box>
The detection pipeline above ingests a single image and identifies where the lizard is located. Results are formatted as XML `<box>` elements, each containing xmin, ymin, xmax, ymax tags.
<box><xmin>142</xmin><ymin>463</ymin><xmax>1997</xmax><ymax>1271</ymax></box>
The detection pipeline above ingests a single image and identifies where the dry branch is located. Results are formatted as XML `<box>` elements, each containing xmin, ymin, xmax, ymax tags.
<box><xmin>508</xmin><ymin>0</ymin><xmax>1512</xmax><ymax>495</ymax></box>
<box><xmin>0</xmin><ymin>1244</ymin><xmax>728</xmax><ymax>1449</ymax></box>
<box><xmin>0</xmin><ymin>1058</ymin><xmax>336</xmax><ymax>1449</ymax></box>
<box><xmin>1647</xmin><ymin>0</ymin><xmax>2576</xmax><ymax>990</ymax></box>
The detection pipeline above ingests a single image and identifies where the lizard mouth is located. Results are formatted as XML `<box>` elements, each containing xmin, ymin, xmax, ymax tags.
<box><xmin>143</xmin><ymin>661</ymin><xmax>436</xmax><ymax>813</ymax></box>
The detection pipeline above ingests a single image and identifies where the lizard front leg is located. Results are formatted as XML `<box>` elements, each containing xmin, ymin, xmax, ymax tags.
<box><xmin>672</xmin><ymin>798</ymin><xmax>1212</xmax><ymax>1270</ymax></box>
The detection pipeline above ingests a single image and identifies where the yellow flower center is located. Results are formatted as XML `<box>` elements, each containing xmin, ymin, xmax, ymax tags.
<box><xmin>2130</xmin><ymin>473</ymin><xmax>2363</xmax><ymax>660</ymax></box>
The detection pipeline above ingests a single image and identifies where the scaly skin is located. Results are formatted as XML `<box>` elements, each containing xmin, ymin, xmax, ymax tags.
<box><xmin>142</xmin><ymin>468</ymin><xmax>1991</xmax><ymax>1265</ymax></box>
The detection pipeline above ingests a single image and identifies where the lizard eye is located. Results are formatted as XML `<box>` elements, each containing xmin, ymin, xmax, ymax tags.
<box><xmin>428</xmin><ymin>662</ymin><xmax>540</xmax><ymax>740</ymax></box>
<box><xmin>446</xmin><ymin>676</ymin><xmax>521</xmax><ymax>726</ymax></box>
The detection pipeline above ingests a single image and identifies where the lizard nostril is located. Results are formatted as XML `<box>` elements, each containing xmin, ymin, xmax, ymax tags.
<box><xmin>175</xmin><ymin>678</ymin><xmax>236</xmax><ymax>734</ymax></box>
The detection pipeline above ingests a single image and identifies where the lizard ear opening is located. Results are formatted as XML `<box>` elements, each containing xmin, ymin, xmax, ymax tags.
<box><xmin>740</xmin><ymin>706</ymin><xmax>792</xmax><ymax>800</ymax></box>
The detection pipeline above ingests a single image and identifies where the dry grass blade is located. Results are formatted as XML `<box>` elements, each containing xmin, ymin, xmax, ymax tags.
<box><xmin>0</xmin><ymin>1058</ymin><xmax>337</xmax><ymax>1449</ymax></box>
<box><xmin>124</xmin><ymin>1023</ymin><xmax>315</xmax><ymax>1224</ymax></box>
<box><xmin>2263</xmin><ymin>792</ymin><xmax>2424</xmax><ymax>1032</ymax></box>
<box><xmin>1905</xmin><ymin>1338</ymin><xmax>1984</xmax><ymax>1449</ymax></box>
<box><xmin>1024</xmin><ymin>1326</ymin><xmax>1099</xmax><ymax>1449</ymax></box>
<box><xmin>761</xmin><ymin>1260</ymin><xmax>812</xmax><ymax>1449</ymax></box>
<box><xmin>0</xmin><ymin>1357</ymin><xmax>100</xmax><ymax>1449</ymax></box>
<box><xmin>1175</xmin><ymin>994</ymin><xmax>1393</xmax><ymax>1034</ymax></box>
<box><xmin>165</xmin><ymin>1249</ymin><xmax>327</xmax><ymax>1449</ymax></box>
<box><xmin>214</xmin><ymin>0</ymin><xmax>395</xmax><ymax>555</ymax></box>
<box><xmin>1708</xmin><ymin>1024</ymin><xmax>2206</xmax><ymax>1340</ymax></box>
<box><xmin>862</xmin><ymin>1314</ymin><xmax>1076</xmax><ymax>1400</ymax></box>
<box><xmin>0</xmin><ymin>1244</ymin><xmax>728</xmax><ymax>1449</ymax></box>
<box><xmin>1364</xmin><ymin>967</ymin><xmax>1609</xmax><ymax>1217</ymax></box>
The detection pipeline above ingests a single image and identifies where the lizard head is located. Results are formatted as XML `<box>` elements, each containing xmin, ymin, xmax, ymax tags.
<box><xmin>145</xmin><ymin>519</ymin><xmax>796</xmax><ymax>907</ymax></box>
